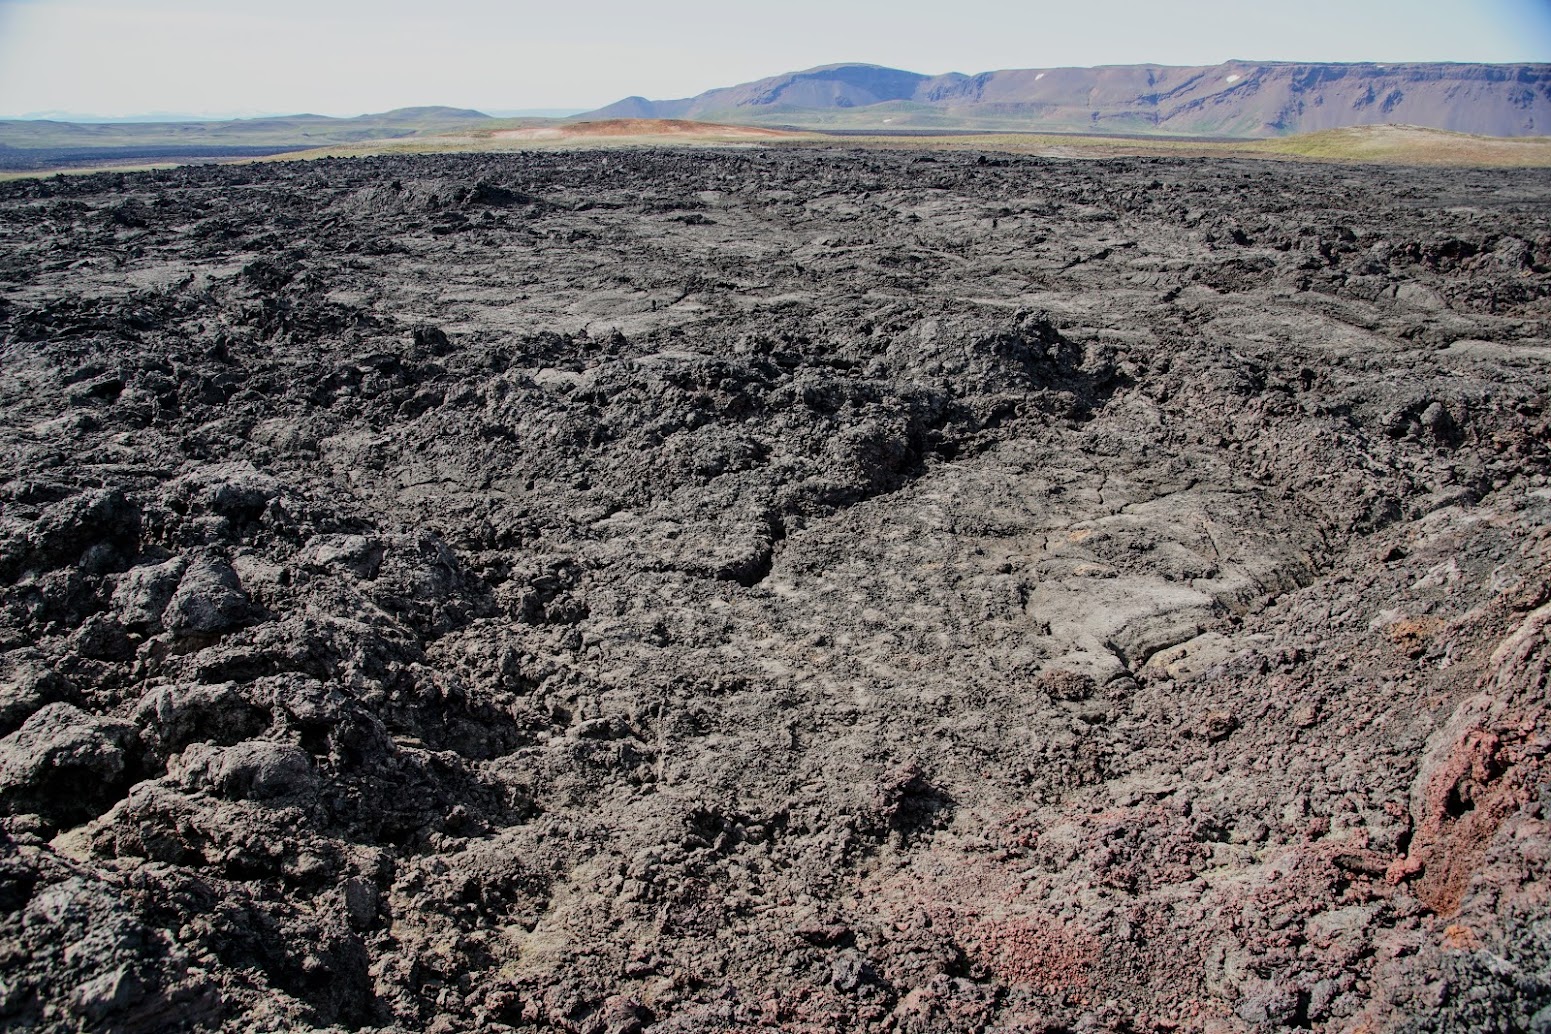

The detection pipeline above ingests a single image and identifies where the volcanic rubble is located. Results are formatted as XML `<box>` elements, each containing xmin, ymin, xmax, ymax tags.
<box><xmin>1</xmin><ymin>149</ymin><xmax>1550</xmax><ymax>1033</ymax></box>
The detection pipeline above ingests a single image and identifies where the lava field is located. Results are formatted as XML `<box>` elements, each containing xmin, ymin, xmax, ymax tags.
<box><xmin>1</xmin><ymin>149</ymin><xmax>1550</xmax><ymax>1033</ymax></box>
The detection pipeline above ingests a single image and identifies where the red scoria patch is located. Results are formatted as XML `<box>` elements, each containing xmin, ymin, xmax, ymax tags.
<box><xmin>1409</xmin><ymin>721</ymin><xmax>1546</xmax><ymax>915</ymax></box>
<box><xmin>960</xmin><ymin>915</ymin><xmax>1101</xmax><ymax>993</ymax></box>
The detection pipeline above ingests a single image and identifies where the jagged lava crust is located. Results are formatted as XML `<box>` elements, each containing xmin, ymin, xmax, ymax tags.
<box><xmin>1</xmin><ymin>149</ymin><xmax>1550</xmax><ymax>1033</ymax></box>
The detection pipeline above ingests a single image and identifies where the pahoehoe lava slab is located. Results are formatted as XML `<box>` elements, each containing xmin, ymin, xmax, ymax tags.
<box><xmin>1</xmin><ymin>149</ymin><xmax>1550</xmax><ymax>1033</ymax></box>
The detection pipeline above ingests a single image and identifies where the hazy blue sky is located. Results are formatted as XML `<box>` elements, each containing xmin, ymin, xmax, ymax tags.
<box><xmin>1</xmin><ymin>0</ymin><xmax>1548</xmax><ymax>118</ymax></box>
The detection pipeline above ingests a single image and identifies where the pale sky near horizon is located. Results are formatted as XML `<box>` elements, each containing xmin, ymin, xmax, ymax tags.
<box><xmin>0</xmin><ymin>0</ymin><xmax>1548</xmax><ymax>119</ymax></box>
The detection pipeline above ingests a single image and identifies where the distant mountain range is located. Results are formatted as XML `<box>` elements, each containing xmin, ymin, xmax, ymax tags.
<box><xmin>0</xmin><ymin>107</ymin><xmax>491</xmax><ymax>148</ymax></box>
<box><xmin>585</xmin><ymin>61</ymin><xmax>1551</xmax><ymax>137</ymax></box>
<box><xmin>0</xmin><ymin>107</ymin><xmax>507</xmax><ymax>170</ymax></box>
<box><xmin>5</xmin><ymin>107</ymin><xmax>588</xmax><ymax>123</ymax></box>
<box><xmin>3</xmin><ymin>62</ymin><xmax>1549</xmax><ymax>172</ymax></box>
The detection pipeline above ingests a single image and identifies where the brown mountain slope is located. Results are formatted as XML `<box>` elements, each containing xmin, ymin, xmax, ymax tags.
<box><xmin>585</xmin><ymin>61</ymin><xmax>1551</xmax><ymax>137</ymax></box>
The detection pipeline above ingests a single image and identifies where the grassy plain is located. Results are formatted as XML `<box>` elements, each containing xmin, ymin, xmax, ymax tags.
<box><xmin>257</xmin><ymin>120</ymin><xmax>1551</xmax><ymax>168</ymax></box>
<box><xmin>4</xmin><ymin>119</ymin><xmax>1548</xmax><ymax>177</ymax></box>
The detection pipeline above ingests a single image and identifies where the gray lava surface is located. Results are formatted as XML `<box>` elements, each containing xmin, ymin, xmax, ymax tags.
<box><xmin>2</xmin><ymin>150</ymin><xmax>1551</xmax><ymax>1033</ymax></box>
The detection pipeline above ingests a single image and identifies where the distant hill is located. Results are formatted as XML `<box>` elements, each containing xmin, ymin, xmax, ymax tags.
<box><xmin>584</xmin><ymin>62</ymin><xmax>1551</xmax><ymax>137</ymax></box>
<box><xmin>485</xmin><ymin>118</ymin><xmax>804</xmax><ymax>141</ymax></box>
<box><xmin>0</xmin><ymin>107</ymin><xmax>496</xmax><ymax>170</ymax></box>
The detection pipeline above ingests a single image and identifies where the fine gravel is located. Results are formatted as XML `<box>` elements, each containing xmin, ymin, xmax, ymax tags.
<box><xmin>1</xmin><ymin>148</ymin><xmax>1550</xmax><ymax>1033</ymax></box>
